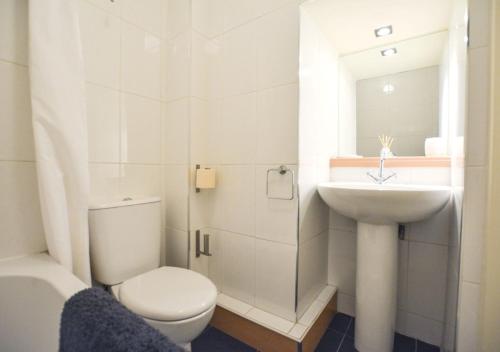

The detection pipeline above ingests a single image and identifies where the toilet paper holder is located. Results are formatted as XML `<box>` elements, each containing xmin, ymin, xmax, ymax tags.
<box><xmin>266</xmin><ymin>165</ymin><xmax>294</xmax><ymax>200</ymax></box>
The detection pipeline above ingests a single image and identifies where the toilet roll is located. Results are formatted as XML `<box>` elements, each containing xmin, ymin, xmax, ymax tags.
<box><xmin>196</xmin><ymin>168</ymin><xmax>216</xmax><ymax>189</ymax></box>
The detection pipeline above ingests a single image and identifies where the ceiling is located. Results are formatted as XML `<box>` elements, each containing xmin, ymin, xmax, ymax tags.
<box><xmin>341</xmin><ymin>30</ymin><xmax>448</xmax><ymax>80</ymax></box>
<box><xmin>302</xmin><ymin>0</ymin><xmax>453</xmax><ymax>55</ymax></box>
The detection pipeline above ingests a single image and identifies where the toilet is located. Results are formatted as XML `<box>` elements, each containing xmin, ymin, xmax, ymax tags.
<box><xmin>88</xmin><ymin>197</ymin><xmax>217</xmax><ymax>350</ymax></box>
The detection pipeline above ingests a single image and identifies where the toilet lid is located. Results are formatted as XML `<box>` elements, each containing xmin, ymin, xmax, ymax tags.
<box><xmin>119</xmin><ymin>266</ymin><xmax>217</xmax><ymax>321</ymax></box>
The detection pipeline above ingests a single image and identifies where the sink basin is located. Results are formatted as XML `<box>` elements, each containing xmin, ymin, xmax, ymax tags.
<box><xmin>318</xmin><ymin>182</ymin><xmax>451</xmax><ymax>225</ymax></box>
<box><xmin>318</xmin><ymin>182</ymin><xmax>451</xmax><ymax>352</ymax></box>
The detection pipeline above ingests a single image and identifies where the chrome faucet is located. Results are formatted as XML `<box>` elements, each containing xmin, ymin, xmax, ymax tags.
<box><xmin>367</xmin><ymin>147</ymin><xmax>396</xmax><ymax>184</ymax></box>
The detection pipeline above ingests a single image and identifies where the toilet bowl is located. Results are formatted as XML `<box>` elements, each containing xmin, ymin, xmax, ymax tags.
<box><xmin>88</xmin><ymin>197</ymin><xmax>217</xmax><ymax>349</ymax></box>
<box><xmin>110</xmin><ymin>266</ymin><xmax>217</xmax><ymax>349</ymax></box>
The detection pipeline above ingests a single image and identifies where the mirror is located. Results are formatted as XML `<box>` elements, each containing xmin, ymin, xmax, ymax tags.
<box><xmin>302</xmin><ymin>0</ymin><xmax>455</xmax><ymax>157</ymax></box>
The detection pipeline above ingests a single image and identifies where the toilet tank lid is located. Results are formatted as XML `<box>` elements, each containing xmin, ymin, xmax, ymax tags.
<box><xmin>89</xmin><ymin>197</ymin><xmax>160</xmax><ymax>210</ymax></box>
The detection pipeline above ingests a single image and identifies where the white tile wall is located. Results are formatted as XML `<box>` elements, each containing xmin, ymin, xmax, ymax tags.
<box><xmin>79</xmin><ymin>1</ymin><xmax>121</xmax><ymax>89</ymax></box>
<box><xmin>162</xmin><ymin>99</ymin><xmax>190</xmax><ymax>164</ymax></box>
<box><xmin>220</xmin><ymin>231</ymin><xmax>256</xmax><ymax>305</ymax></box>
<box><xmin>186</xmin><ymin>1</ymin><xmax>302</xmax><ymax>322</ymax></box>
<box><xmin>455</xmin><ymin>0</ymin><xmax>492</xmax><ymax>350</ymax></box>
<box><xmin>255</xmin><ymin>239</ymin><xmax>297</xmax><ymax>321</ymax></box>
<box><xmin>256</xmin><ymin>84</ymin><xmax>299</xmax><ymax>165</ymax></box>
<box><xmin>408</xmin><ymin>242</ymin><xmax>448</xmax><ymax>322</ymax></box>
<box><xmin>121</xmin><ymin>93</ymin><xmax>162</xmax><ymax>164</ymax></box>
<box><xmin>256</xmin><ymin>3</ymin><xmax>299</xmax><ymax>90</ymax></box>
<box><xmin>296</xmin><ymin>8</ymin><xmax>338</xmax><ymax>320</ymax></box>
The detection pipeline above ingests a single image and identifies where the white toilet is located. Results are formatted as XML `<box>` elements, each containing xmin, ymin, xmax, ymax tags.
<box><xmin>88</xmin><ymin>197</ymin><xmax>217</xmax><ymax>350</ymax></box>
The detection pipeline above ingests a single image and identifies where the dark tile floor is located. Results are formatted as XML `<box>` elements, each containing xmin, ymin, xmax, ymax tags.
<box><xmin>192</xmin><ymin>313</ymin><xmax>440</xmax><ymax>352</ymax></box>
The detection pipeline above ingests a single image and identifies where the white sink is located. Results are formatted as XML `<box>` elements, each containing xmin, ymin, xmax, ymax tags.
<box><xmin>317</xmin><ymin>182</ymin><xmax>451</xmax><ymax>352</ymax></box>
<box><xmin>317</xmin><ymin>182</ymin><xmax>451</xmax><ymax>225</ymax></box>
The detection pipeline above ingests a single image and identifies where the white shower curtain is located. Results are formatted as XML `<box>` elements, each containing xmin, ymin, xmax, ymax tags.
<box><xmin>28</xmin><ymin>0</ymin><xmax>91</xmax><ymax>285</ymax></box>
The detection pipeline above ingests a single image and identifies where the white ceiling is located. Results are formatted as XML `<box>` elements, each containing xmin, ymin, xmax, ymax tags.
<box><xmin>303</xmin><ymin>0</ymin><xmax>453</xmax><ymax>55</ymax></box>
<box><xmin>341</xmin><ymin>30</ymin><xmax>448</xmax><ymax>80</ymax></box>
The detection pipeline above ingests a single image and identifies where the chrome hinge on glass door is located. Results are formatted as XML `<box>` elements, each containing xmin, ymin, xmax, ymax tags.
<box><xmin>195</xmin><ymin>230</ymin><xmax>212</xmax><ymax>257</ymax></box>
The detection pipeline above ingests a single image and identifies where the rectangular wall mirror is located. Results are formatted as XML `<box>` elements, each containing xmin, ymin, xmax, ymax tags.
<box><xmin>303</xmin><ymin>0</ymin><xmax>459</xmax><ymax>157</ymax></box>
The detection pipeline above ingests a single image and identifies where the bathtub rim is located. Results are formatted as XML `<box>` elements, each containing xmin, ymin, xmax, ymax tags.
<box><xmin>0</xmin><ymin>252</ymin><xmax>88</xmax><ymax>300</ymax></box>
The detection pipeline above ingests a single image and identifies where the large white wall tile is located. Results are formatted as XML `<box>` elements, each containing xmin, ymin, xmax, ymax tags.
<box><xmin>256</xmin><ymin>0</ymin><xmax>295</xmax><ymax>16</ymax></box>
<box><xmin>86</xmin><ymin>0</ymin><xmax>121</xmax><ymax>16</ymax></box>
<box><xmin>221</xmin><ymin>22</ymin><xmax>256</xmax><ymax>96</ymax></box>
<box><xmin>206</xmin><ymin>229</ymin><xmax>224</xmax><ymax>288</ymax></box>
<box><xmin>191</xmin><ymin>32</ymin><xmax>213</xmax><ymax>100</ymax></box>
<box><xmin>407</xmin><ymin>242</ymin><xmax>448</xmax><ymax>322</ymax></box>
<box><xmin>164</xmin><ymin>31</ymin><xmax>191</xmax><ymax>101</ymax></box>
<box><xmin>461</xmin><ymin>166</ymin><xmax>487</xmax><ymax>283</ymax></box>
<box><xmin>0</xmin><ymin>0</ymin><xmax>28</xmax><ymax>65</ymax></box>
<box><xmin>220</xmin><ymin>231</ymin><xmax>255</xmax><ymax>305</ymax></box>
<box><xmin>297</xmin><ymin>232</ymin><xmax>328</xmax><ymax>317</ymax></box>
<box><xmin>255</xmin><ymin>166</ymin><xmax>298</xmax><ymax>245</ymax></box>
<box><xmin>255</xmin><ymin>239</ymin><xmax>297</xmax><ymax>321</ymax></box>
<box><xmin>165</xmin><ymin>227</ymin><xmax>188</xmax><ymax>268</ymax></box>
<box><xmin>0</xmin><ymin>162</ymin><xmax>46</xmax><ymax>259</ymax></box>
<box><xmin>329</xmin><ymin>210</ymin><xmax>356</xmax><ymax>232</ymax></box>
<box><xmin>222</xmin><ymin>0</ymin><xmax>260</xmax><ymax>32</ymax></box>
<box><xmin>408</xmin><ymin>201</ymin><xmax>451</xmax><ymax>246</ymax></box>
<box><xmin>256</xmin><ymin>4</ymin><xmax>299</xmax><ymax>89</ymax></box>
<box><xmin>88</xmin><ymin>163</ymin><xmax>121</xmax><ymax>202</ymax></box>
<box><xmin>121</xmin><ymin>0</ymin><xmax>162</xmax><ymax>36</ymax></box>
<box><xmin>256</xmin><ymin>84</ymin><xmax>299</xmax><ymax>164</ymax></box>
<box><xmin>213</xmin><ymin>166</ymin><xmax>256</xmax><ymax>236</ymax></box>
<box><xmin>119</xmin><ymin>164</ymin><xmax>161</xmax><ymax>198</ymax></box>
<box><xmin>190</xmin><ymin>98</ymin><xmax>218</xmax><ymax>165</ymax></box>
<box><xmin>299</xmin><ymin>165</ymin><xmax>330</xmax><ymax>242</ymax></box>
<box><xmin>218</xmin><ymin>93</ymin><xmax>257</xmax><ymax>164</ymax></box>
<box><xmin>86</xmin><ymin>83</ymin><xmax>120</xmax><ymax>163</ymax></box>
<box><xmin>398</xmin><ymin>240</ymin><xmax>409</xmax><ymax>311</ymax></box>
<box><xmin>162</xmin><ymin>165</ymin><xmax>189</xmax><ymax>231</ymax></box>
<box><xmin>166</xmin><ymin>0</ymin><xmax>191</xmax><ymax>39</ymax></box>
<box><xmin>121</xmin><ymin>22</ymin><xmax>161</xmax><ymax>99</ymax></box>
<box><xmin>0</xmin><ymin>61</ymin><xmax>34</xmax><ymax>161</ymax></box>
<box><xmin>468</xmin><ymin>0</ymin><xmax>492</xmax><ymax>49</ymax></box>
<box><xmin>121</xmin><ymin>93</ymin><xmax>161</xmax><ymax>164</ymax></box>
<box><xmin>162</xmin><ymin>99</ymin><xmax>189</xmax><ymax>164</ymax></box>
<box><xmin>79</xmin><ymin>1</ymin><xmax>120</xmax><ymax>89</ymax></box>
<box><xmin>337</xmin><ymin>292</ymin><xmax>355</xmax><ymax>317</ymax></box>
<box><xmin>466</xmin><ymin>47</ymin><xmax>490</xmax><ymax>166</ymax></box>
<box><xmin>456</xmin><ymin>281</ymin><xmax>480</xmax><ymax>352</ymax></box>
<box><xmin>328</xmin><ymin>229</ymin><xmax>356</xmax><ymax>296</ymax></box>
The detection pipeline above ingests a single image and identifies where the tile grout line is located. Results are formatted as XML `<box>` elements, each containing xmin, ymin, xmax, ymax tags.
<box><xmin>335</xmin><ymin>317</ymin><xmax>352</xmax><ymax>352</ymax></box>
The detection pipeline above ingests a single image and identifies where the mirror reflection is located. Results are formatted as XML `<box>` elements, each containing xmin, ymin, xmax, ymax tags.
<box><xmin>303</xmin><ymin>0</ymin><xmax>455</xmax><ymax>157</ymax></box>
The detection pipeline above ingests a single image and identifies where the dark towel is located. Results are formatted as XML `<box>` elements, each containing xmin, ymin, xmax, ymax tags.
<box><xmin>59</xmin><ymin>287</ymin><xmax>185</xmax><ymax>352</ymax></box>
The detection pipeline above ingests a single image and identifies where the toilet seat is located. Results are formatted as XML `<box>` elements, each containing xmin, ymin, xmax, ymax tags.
<box><xmin>117</xmin><ymin>266</ymin><xmax>217</xmax><ymax>322</ymax></box>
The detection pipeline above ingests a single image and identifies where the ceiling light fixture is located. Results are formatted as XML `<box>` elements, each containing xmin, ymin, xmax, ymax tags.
<box><xmin>374</xmin><ymin>25</ymin><xmax>393</xmax><ymax>37</ymax></box>
<box><xmin>381</xmin><ymin>48</ymin><xmax>397</xmax><ymax>56</ymax></box>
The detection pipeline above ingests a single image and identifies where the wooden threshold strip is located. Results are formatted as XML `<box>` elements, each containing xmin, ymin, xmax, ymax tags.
<box><xmin>209</xmin><ymin>292</ymin><xmax>337</xmax><ymax>352</ymax></box>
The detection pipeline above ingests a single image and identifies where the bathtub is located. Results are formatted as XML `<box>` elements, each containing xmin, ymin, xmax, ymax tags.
<box><xmin>0</xmin><ymin>253</ymin><xmax>87</xmax><ymax>352</ymax></box>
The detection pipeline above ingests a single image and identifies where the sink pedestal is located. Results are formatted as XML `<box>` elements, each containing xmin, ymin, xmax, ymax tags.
<box><xmin>355</xmin><ymin>222</ymin><xmax>398</xmax><ymax>352</ymax></box>
<box><xmin>317</xmin><ymin>182</ymin><xmax>451</xmax><ymax>352</ymax></box>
